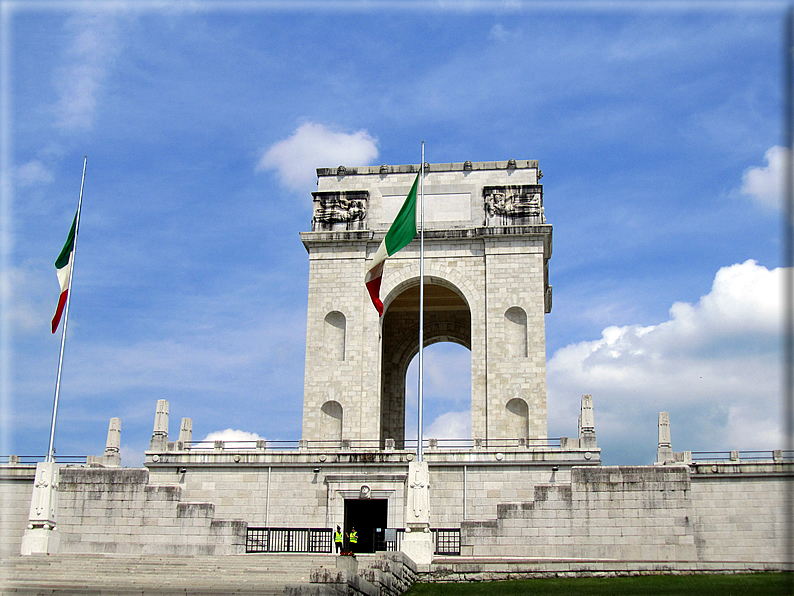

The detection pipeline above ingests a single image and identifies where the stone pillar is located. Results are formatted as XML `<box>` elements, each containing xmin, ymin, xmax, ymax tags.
<box><xmin>657</xmin><ymin>411</ymin><xmax>673</xmax><ymax>464</ymax></box>
<box><xmin>178</xmin><ymin>417</ymin><xmax>193</xmax><ymax>447</ymax></box>
<box><xmin>401</xmin><ymin>461</ymin><xmax>433</xmax><ymax>567</ymax></box>
<box><xmin>20</xmin><ymin>462</ymin><xmax>61</xmax><ymax>555</ymax></box>
<box><xmin>103</xmin><ymin>417</ymin><xmax>121</xmax><ymax>466</ymax></box>
<box><xmin>578</xmin><ymin>394</ymin><xmax>596</xmax><ymax>449</ymax></box>
<box><xmin>150</xmin><ymin>399</ymin><xmax>169</xmax><ymax>451</ymax></box>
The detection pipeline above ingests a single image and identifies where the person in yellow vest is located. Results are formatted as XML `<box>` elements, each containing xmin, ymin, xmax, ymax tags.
<box><xmin>347</xmin><ymin>527</ymin><xmax>358</xmax><ymax>553</ymax></box>
<box><xmin>334</xmin><ymin>525</ymin><xmax>344</xmax><ymax>554</ymax></box>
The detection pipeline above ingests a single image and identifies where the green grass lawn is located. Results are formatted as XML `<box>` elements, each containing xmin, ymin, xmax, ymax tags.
<box><xmin>404</xmin><ymin>573</ymin><xmax>791</xmax><ymax>595</ymax></box>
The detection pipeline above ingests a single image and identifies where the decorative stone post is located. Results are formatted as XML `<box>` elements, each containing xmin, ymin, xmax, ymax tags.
<box><xmin>20</xmin><ymin>462</ymin><xmax>61</xmax><ymax>555</ymax></box>
<box><xmin>657</xmin><ymin>411</ymin><xmax>673</xmax><ymax>464</ymax></box>
<box><xmin>150</xmin><ymin>399</ymin><xmax>169</xmax><ymax>451</ymax></box>
<box><xmin>103</xmin><ymin>417</ymin><xmax>121</xmax><ymax>466</ymax></box>
<box><xmin>578</xmin><ymin>394</ymin><xmax>596</xmax><ymax>449</ymax></box>
<box><xmin>401</xmin><ymin>461</ymin><xmax>433</xmax><ymax>566</ymax></box>
<box><xmin>178</xmin><ymin>417</ymin><xmax>193</xmax><ymax>449</ymax></box>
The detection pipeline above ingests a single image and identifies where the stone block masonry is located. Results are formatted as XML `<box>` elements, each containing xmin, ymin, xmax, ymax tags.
<box><xmin>56</xmin><ymin>467</ymin><xmax>246</xmax><ymax>555</ymax></box>
<box><xmin>459</xmin><ymin>464</ymin><xmax>790</xmax><ymax>565</ymax></box>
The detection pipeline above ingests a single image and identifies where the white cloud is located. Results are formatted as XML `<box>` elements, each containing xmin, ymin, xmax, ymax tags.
<box><xmin>258</xmin><ymin>123</ymin><xmax>379</xmax><ymax>190</ymax></box>
<box><xmin>196</xmin><ymin>428</ymin><xmax>263</xmax><ymax>448</ymax></box>
<box><xmin>425</xmin><ymin>411</ymin><xmax>471</xmax><ymax>441</ymax></box>
<box><xmin>741</xmin><ymin>146</ymin><xmax>788</xmax><ymax>210</ymax></box>
<box><xmin>54</xmin><ymin>12</ymin><xmax>124</xmax><ymax>130</ymax></box>
<box><xmin>548</xmin><ymin>260</ymin><xmax>783</xmax><ymax>463</ymax></box>
<box><xmin>16</xmin><ymin>160</ymin><xmax>53</xmax><ymax>187</ymax></box>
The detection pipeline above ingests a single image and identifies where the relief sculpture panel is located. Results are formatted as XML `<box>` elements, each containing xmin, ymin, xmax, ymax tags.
<box><xmin>311</xmin><ymin>190</ymin><xmax>369</xmax><ymax>231</ymax></box>
<box><xmin>483</xmin><ymin>185</ymin><xmax>544</xmax><ymax>226</ymax></box>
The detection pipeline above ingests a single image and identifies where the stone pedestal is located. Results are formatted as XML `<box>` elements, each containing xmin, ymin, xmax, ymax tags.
<box><xmin>20</xmin><ymin>462</ymin><xmax>61</xmax><ymax>555</ymax></box>
<box><xmin>402</xmin><ymin>461</ymin><xmax>433</xmax><ymax>566</ymax></box>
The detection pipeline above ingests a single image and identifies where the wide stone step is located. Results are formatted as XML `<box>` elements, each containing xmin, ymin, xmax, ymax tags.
<box><xmin>1</xmin><ymin>554</ymin><xmax>338</xmax><ymax>595</ymax></box>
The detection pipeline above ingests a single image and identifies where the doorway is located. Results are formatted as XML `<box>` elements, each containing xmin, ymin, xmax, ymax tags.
<box><xmin>344</xmin><ymin>499</ymin><xmax>388</xmax><ymax>553</ymax></box>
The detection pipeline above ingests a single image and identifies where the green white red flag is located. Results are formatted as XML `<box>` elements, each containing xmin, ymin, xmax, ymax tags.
<box><xmin>365</xmin><ymin>173</ymin><xmax>419</xmax><ymax>316</ymax></box>
<box><xmin>51</xmin><ymin>212</ymin><xmax>77</xmax><ymax>333</ymax></box>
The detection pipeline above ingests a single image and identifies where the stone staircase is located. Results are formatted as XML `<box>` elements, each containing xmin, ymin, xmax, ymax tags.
<box><xmin>1</xmin><ymin>553</ymin><xmax>336</xmax><ymax>595</ymax></box>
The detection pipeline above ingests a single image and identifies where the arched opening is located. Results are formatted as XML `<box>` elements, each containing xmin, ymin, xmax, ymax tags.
<box><xmin>505</xmin><ymin>397</ymin><xmax>529</xmax><ymax>442</ymax></box>
<box><xmin>504</xmin><ymin>306</ymin><xmax>527</xmax><ymax>358</ymax></box>
<box><xmin>404</xmin><ymin>342</ymin><xmax>472</xmax><ymax>446</ymax></box>
<box><xmin>324</xmin><ymin>311</ymin><xmax>346</xmax><ymax>361</ymax></box>
<box><xmin>321</xmin><ymin>400</ymin><xmax>343</xmax><ymax>442</ymax></box>
<box><xmin>380</xmin><ymin>281</ymin><xmax>471</xmax><ymax>447</ymax></box>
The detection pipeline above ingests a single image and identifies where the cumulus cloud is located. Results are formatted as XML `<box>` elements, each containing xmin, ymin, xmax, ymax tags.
<box><xmin>54</xmin><ymin>12</ymin><xmax>124</xmax><ymax>130</ymax></box>
<box><xmin>741</xmin><ymin>146</ymin><xmax>788</xmax><ymax>210</ymax></box>
<box><xmin>258</xmin><ymin>123</ymin><xmax>378</xmax><ymax>190</ymax></box>
<box><xmin>16</xmin><ymin>160</ymin><xmax>53</xmax><ymax>187</ymax></box>
<box><xmin>425</xmin><ymin>411</ymin><xmax>471</xmax><ymax>441</ymax></box>
<box><xmin>196</xmin><ymin>428</ymin><xmax>263</xmax><ymax>448</ymax></box>
<box><xmin>547</xmin><ymin>260</ymin><xmax>783</xmax><ymax>464</ymax></box>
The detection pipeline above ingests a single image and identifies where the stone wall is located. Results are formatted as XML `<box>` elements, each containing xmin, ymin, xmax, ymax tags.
<box><xmin>459</xmin><ymin>464</ymin><xmax>789</xmax><ymax>564</ymax></box>
<box><xmin>689</xmin><ymin>465</ymin><xmax>789</xmax><ymax>562</ymax></box>
<box><xmin>0</xmin><ymin>464</ymin><xmax>36</xmax><ymax>557</ymax></box>
<box><xmin>56</xmin><ymin>467</ymin><xmax>246</xmax><ymax>555</ymax></box>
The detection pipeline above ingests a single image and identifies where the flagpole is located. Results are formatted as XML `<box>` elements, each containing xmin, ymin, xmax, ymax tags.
<box><xmin>46</xmin><ymin>156</ymin><xmax>86</xmax><ymax>463</ymax></box>
<box><xmin>418</xmin><ymin>142</ymin><xmax>425</xmax><ymax>462</ymax></box>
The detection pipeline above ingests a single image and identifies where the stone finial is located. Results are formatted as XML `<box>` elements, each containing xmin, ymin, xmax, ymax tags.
<box><xmin>105</xmin><ymin>418</ymin><xmax>121</xmax><ymax>453</ymax></box>
<box><xmin>578</xmin><ymin>394</ymin><xmax>595</xmax><ymax>435</ymax></box>
<box><xmin>153</xmin><ymin>400</ymin><xmax>169</xmax><ymax>436</ymax></box>
<box><xmin>658</xmin><ymin>412</ymin><xmax>671</xmax><ymax>448</ymax></box>
<box><xmin>578</xmin><ymin>394</ymin><xmax>596</xmax><ymax>449</ymax></box>
<box><xmin>150</xmin><ymin>400</ymin><xmax>169</xmax><ymax>451</ymax></box>
<box><xmin>102</xmin><ymin>418</ymin><xmax>122</xmax><ymax>467</ymax></box>
<box><xmin>179</xmin><ymin>418</ymin><xmax>193</xmax><ymax>444</ymax></box>
<box><xmin>657</xmin><ymin>411</ymin><xmax>674</xmax><ymax>465</ymax></box>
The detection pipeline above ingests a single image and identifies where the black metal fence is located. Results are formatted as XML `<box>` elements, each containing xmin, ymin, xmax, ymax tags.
<box><xmin>246</xmin><ymin>527</ymin><xmax>461</xmax><ymax>556</ymax></box>
<box><xmin>246</xmin><ymin>528</ymin><xmax>333</xmax><ymax>553</ymax></box>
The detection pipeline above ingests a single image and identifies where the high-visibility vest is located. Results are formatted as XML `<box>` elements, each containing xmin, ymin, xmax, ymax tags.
<box><xmin>334</xmin><ymin>531</ymin><xmax>343</xmax><ymax>543</ymax></box>
<box><xmin>349</xmin><ymin>531</ymin><xmax>358</xmax><ymax>544</ymax></box>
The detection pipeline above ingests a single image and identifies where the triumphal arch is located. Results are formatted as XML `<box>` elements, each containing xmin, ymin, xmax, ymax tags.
<box><xmin>300</xmin><ymin>160</ymin><xmax>552</xmax><ymax>446</ymax></box>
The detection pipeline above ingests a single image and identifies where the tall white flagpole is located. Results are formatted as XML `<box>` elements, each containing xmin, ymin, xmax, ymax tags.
<box><xmin>46</xmin><ymin>156</ymin><xmax>86</xmax><ymax>463</ymax></box>
<box><xmin>418</xmin><ymin>142</ymin><xmax>425</xmax><ymax>462</ymax></box>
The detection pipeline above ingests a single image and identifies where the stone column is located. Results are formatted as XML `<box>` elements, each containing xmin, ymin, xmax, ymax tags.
<box><xmin>150</xmin><ymin>399</ymin><xmax>169</xmax><ymax>451</ymax></box>
<box><xmin>401</xmin><ymin>461</ymin><xmax>433</xmax><ymax>566</ymax></box>
<box><xmin>578</xmin><ymin>394</ymin><xmax>596</xmax><ymax>449</ymax></box>
<box><xmin>657</xmin><ymin>411</ymin><xmax>673</xmax><ymax>464</ymax></box>
<box><xmin>103</xmin><ymin>417</ymin><xmax>121</xmax><ymax>466</ymax></box>
<box><xmin>20</xmin><ymin>462</ymin><xmax>61</xmax><ymax>555</ymax></box>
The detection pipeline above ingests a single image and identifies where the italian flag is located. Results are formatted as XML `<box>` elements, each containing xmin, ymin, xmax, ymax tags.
<box><xmin>365</xmin><ymin>173</ymin><xmax>419</xmax><ymax>316</ymax></box>
<box><xmin>51</xmin><ymin>212</ymin><xmax>77</xmax><ymax>334</ymax></box>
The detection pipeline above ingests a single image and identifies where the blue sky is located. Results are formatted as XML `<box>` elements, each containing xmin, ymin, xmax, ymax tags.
<box><xmin>1</xmin><ymin>1</ymin><xmax>788</xmax><ymax>466</ymax></box>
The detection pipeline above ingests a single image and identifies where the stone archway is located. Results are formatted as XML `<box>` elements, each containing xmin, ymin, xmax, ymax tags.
<box><xmin>380</xmin><ymin>281</ymin><xmax>471</xmax><ymax>446</ymax></box>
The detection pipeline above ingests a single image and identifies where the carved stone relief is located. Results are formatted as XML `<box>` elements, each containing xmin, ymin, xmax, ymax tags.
<box><xmin>483</xmin><ymin>185</ymin><xmax>545</xmax><ymax>226</ymax></box>
<box><xmin>311</xmin><ymin>191</ymin><xmax>369</xmax><ymax>231</ymax></box>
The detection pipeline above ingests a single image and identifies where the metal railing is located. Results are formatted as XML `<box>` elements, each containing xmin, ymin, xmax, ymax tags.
<box><xmin>246</xmin><ymin>527</ymin><xmax>461</xmax><ymax>556</ymax></box>
<box><xmin>0</xmin><ymin>455</ymin><xmax>87</xmax><ymax>464</ymax></box>
<box><xmin>245</xmin><ymin>528</ymin><xmax>333</xmax><ymax>553</ymax></box>
<box><xmin>183</xmin><ymin>438</ymin><xmax>563</xmax><ymax>452</ymax></box>
<box><xmin>688</xmin><ymin>450</ymin><xmax>794</xmax><ymax>462</ymax></box>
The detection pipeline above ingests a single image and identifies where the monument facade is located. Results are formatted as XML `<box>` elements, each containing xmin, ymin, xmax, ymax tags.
<box><xmin>301</xmin><ymin>160</ymin><xmax>551</xmax><ymax>446</ymax></box>
<box><xmin>1</xmin><ymin>160</ymin><xmax>789</xmax><ymax>578</ymax></box>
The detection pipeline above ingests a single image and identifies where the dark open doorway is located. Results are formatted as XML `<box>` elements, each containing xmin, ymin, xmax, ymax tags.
<box><xmin>344</xmin><ymin>499</ymin><xmax>387</xmax><ymax>553</ymax></box>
